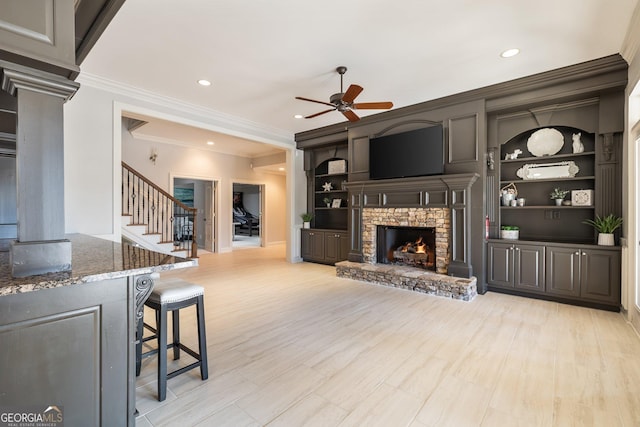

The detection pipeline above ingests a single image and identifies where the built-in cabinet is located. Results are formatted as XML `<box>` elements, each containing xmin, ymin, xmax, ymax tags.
<box><xmin>488</xmin><ymin>240</ymin><xmax>621</xmax><ymax>309</ymax></box>
<box><xmin>301</xmin><ymin>229</ymin><xmax>349</xmax><ymax>264</ymax></box>
<box><xmin>487</xmin><ymin>88</ymin><xmax>624</xmax><ymax>310</ymax></box>
<box><xmin>300</xmin><ymin>142</ymin><xmax>350</xmax><ymax>265</ymax></box>
<box><xmin>545</xmin><ymin>245</ymin><xmax>621</xmax><ymax>305</ymax></box>
<box><xmin>487</xmin><ymin>242</ymin><xmax>544</xmax><ymax>293</ymax></box>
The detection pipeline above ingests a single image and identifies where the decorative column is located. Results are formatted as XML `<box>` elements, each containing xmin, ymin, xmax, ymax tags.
<box><xmin>1</xmin><ymin>62</ymin><xmax>79</xmax><ymax>277</ymax></box>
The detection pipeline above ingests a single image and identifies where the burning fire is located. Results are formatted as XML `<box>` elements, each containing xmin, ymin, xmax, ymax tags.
<box><xmin>398</xmin><ymin>236</ymin><xmax>427</xmax><ymax>254</ymax></box>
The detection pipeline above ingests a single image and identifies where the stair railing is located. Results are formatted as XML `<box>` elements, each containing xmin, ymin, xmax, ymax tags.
<box><xmin>122</xmin><ymin>161</ymin><xmax>197</xmax><ymax>258</ymax></box>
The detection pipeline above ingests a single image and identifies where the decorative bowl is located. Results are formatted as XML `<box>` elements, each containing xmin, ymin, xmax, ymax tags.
<box><xmin>527</xmin><ymin>128</ymin><xmax>564</xmax><ymax>157</ymax></box>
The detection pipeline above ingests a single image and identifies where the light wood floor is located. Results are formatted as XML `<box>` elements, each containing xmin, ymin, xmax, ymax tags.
<box><xmin>135</xmin><ymin>244</ymin><xmax>640</xmax><ymax>427</ymax></box>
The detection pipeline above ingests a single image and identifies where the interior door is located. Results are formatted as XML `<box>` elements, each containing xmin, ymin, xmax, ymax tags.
<box><xmin>204</xmin><ymin>182</ymin><xmax>215</xmax><ymax>251</ymax></box>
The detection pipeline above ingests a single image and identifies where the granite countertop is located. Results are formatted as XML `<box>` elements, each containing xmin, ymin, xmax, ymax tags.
<box><xmin>0</xmin><ymin>234</ymin><xmax>197</xmax><ymax>296</ymax></box>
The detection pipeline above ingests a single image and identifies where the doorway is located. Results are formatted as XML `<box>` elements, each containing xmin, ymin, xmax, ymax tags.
<box><xmin>173</xmin><ymin>177</ymin><xmax>217</xmax><ymax>253</ymax></box>
<box><xmin>232</xmin><ymin>183</ymin><xmax>263</xmax><ymax>248</ymax></box>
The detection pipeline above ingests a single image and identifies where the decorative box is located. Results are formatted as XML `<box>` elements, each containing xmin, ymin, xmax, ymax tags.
<box><xmin>328</xmin><ymin>159</ymin><xmax>346</xmax><ymax>174</ymax></box>
<box><xmin>571</xmin><ymin>189</ymin><xmax>594</xmax><ymax>206</ymax></box>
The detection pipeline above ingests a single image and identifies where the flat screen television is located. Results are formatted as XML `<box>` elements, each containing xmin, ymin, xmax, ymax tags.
<box><xmin>369</xmin><ymin>125</ymin><xmax>444</xmax><ymax>180</ymax></box>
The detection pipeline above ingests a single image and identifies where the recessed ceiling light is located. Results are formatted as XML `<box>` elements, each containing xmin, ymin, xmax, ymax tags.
<box><xmin>206</xmin><ymin>141</ymin><xmax>215</xmax><ymax>145</ymax></box>
<box><xmin>500</xmin><ymin>48</ymin><xmax>520</xmax><ymax>58</ymax></box>
<box><xmin>294</xmin><ymin>114</ymin><xmax>303</xmax><ymax>119</ymax></box>
<box><xmin>278</xmin><ymin>167</ymin><xmax>285</xmax><ymax>171</ymax></box>
<box><xmin>198</xmin><ymin>79</ymin><xmax>211</xmax><ymax>86</ymax></box>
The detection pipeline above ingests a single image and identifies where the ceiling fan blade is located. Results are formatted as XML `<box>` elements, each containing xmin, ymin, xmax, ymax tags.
<box><xmin>353</xmin><ymin>101</ymin><xmax>394</xmax><ymax>110</ymax></box>
<box><xmin>342</xmin><ymin>84</ymin><xmax>363</xmax><ymax>103</ymax></box>
<box><xmin>305</xmin><ymin>109</ymin><xmax>335</xmax><ymax>119</ymax></box>
<box><xmin>342</xmin><ymin>110</ymin><xmax>360</xmax><ymax>122</ymax></box>
<box><xmin>295</xmin><ymin>96</ymin><xmax>335</xmax><ymax>108</ymax></box>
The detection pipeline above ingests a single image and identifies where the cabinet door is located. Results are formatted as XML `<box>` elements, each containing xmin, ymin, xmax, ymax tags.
<box><xmin>325</xmin><ymin>233</ymin><xmax>339</xmax><ymax>263</ymax></box>
<box><xmin>310</xmin><ymin>231</ymin><xmax>325</xmax><ymax>260</ymax></box>
<box><xmin>546</xmin><ymin>246</ymin><xmax>580</xmax><ymax>297</ymax></box>
<box><xmin>301</xmin><ymin>229</ymin><xmax>312</xmax><ymax>259</ymax></box>
<box><xmin>487</xmin><ymin>243</ymin><xmax>514</xmax><ymax>288</ymax></box>
<box><xmin>338</xmin><ymin>232</ymin><xmax>350</xmax><ymax>261</ymax></box>
<box><xmin>580</xmin><ymin>249</ymin><xmax>621</xmax><ymax>305</ymax></box>
<box><xmin>514</xmin><ymin>244</ymin><xmax>545</xmax><ymax>293</ymax></box>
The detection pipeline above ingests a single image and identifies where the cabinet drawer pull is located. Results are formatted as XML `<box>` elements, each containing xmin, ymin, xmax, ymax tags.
<box><xmin>575</xmin><ymin>251</ymin><xmax>580</xmax><ymax>255</ymax></box>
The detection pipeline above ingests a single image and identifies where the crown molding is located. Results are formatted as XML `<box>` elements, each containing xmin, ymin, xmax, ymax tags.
<box><xmin>0</xmin><ymin>61</ymin><xmax>79</xmax><ymax>99</ymax></box>
<box><xmin>77</xmin><ymin>73</ymin><xmax>294</xmax><ymax>147</ymax></box>
<box><xmin>621</xmin><ymin>3</ymin><xmax>640</xmax><ymax>63</ymax></box>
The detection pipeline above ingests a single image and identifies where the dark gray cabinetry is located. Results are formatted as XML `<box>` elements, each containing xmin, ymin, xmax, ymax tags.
<box><xmin>546</xmin><ymin>245</ymin><xmax>620</xmax><ymax>305</ymax></box>
<box><xmin>487</xmin><ymin>242</ymin><xmax>544</xmax><ymax>293</ymax></box>
<box><xmin>301</xmin><ymin>229</ymin><xmax>325</xmax><ymax>261</ymax></box>
<box><xmin>324</xmin><ymin>231</ymin><xmax>349</xmax><ymax>264</ymax></box>
<box><xmin>0</xmin><ymin>277</ymin><xmax>135</xmax><ymax>426</ymax></box>
<box><xmin>488</xmin><ymin>240</ymin><xmax>620</xmax><ymax>309</ymax></box>
<box><xmin>301</xmin><ymin>229</ymin><xmax>348</xmax><ymax>265</ymax></box>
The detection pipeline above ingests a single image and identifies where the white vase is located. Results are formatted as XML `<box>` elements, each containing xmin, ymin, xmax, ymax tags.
<box><xmin>303</xmin><ymin>222</ymin><xmax>310</xmax><ymax>229</ymax></box>
<box><xmin>597</xmin><ymin>233</ymin><xmax>614</xmax><ymax>246</ymax></box>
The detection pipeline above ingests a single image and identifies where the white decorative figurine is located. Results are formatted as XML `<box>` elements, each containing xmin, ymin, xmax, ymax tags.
<box><xmin>322</xmin><ymin>182</ymin><xmax>333</xmax><ymax>192</ymax></box>
<box><xmin>504</xmin><ymin>149</ymin><xmax>523</xmax><ymax>160</ymax></box>
<box><xmin>572</xmin><ymin>133</ymin><xmax>584</xmax><ymax>153</ymax></box>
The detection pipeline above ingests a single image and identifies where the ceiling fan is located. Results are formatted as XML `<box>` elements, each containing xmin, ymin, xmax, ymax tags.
<box><xmin>295</xmin><ymin>66</ymin><xmax>393</xmax><ymax>122</ymax></box>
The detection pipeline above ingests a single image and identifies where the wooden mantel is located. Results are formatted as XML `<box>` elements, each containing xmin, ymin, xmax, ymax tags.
<box><xmin>344</xmin><ymin>173</ymin><xmax>479</xmax><ymax>278</ymax></box>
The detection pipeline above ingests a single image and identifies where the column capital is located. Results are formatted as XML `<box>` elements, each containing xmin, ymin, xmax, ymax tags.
<box><xmin>1</xmin><ymin>61</ymin><xmax>79</xmax><ymax>100</ymax></box>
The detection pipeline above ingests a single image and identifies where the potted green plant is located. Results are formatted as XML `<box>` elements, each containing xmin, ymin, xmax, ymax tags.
<box><xmin>323</xmin><ymin>197</ymin><xmax>331</xmax><ymax>207</ymax></box>
<box><xmin>549</xmin><ymin>188</ymin><xmax>569</xmax><ymax>206</ymax></box>
<box><xmin>582</xmin><ymin>214</ymin><xmax>623</xmax><ymax>246</ymax></box>
<box><xmin>500</xmin><ymin>225</ymin><xmax>519</xmax><ymax>240</ymax></box>
<box><xmin>300</xmin><ymin>212</ymin><xmax>313</xmax><ymax>229</ymax></box>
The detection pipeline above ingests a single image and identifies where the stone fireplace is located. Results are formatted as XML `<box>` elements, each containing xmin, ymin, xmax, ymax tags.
<box><xmin>335</xmin><ymin>174</ymin><xmax>478</xmax><ymax>301</ymax></box>
<box><xmin>362</xmin><ymin>207</ymin><xmax>450</xmax><ymax>273</ymax></box>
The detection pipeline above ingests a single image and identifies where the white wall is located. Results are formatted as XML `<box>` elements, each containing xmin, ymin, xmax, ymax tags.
<box><xmin>63</xmin><ymin>79</ymin><xmax>298</xmax><ymax>258</ymax></box>
<box><xmin>121</xmin><ymin>123</ymin><xmax>286</xmax><ymax>251</ymax></box>
<box><xmin>622</xmin><ymin>1</ymin><xmax>640</xmax><ymax>331</ymax></box>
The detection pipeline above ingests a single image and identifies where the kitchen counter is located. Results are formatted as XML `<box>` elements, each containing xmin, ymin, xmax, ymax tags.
<box><xmin>0</xmin><ymin>234</ymin><xmax>197</xmax><ymax>425</ymax></box>
<box><xmin>0</xmin><ymin>233</ymin><xmax>197</xmax><ymax>296</ymax></box>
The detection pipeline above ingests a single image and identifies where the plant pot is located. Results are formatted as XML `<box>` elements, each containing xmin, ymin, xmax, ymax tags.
<box><xmin>501</xmin><ymin>230</ymin><xmax>519</xmax><ymax>240</ymax></box>
<box><xmin>554</xmin><ymin>199</ymin><xmax>563</xmax><ymax>206</ymax></box>
<box><xmin>597</xmin><ymin>233</ymin><xmax>614</xmax><ymax>246</ymax></box>
<box><xmin>303</xmin><ymin>222</ymin><xmax>310</xmax><ymax>229</ymax></box>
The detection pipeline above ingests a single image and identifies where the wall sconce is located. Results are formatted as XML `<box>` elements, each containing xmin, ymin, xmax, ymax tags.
<box><xmin>149</xmin><ymin>149</ymin><xmax>158</xmax><ymax>164</ymax></box>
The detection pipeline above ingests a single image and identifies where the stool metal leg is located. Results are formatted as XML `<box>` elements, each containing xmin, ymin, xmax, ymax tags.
<box><xmin>197</xmin><ymin>295</ymin><xmax>209</xmax><ymax>380</ymax></box>
<box><xmin>172</xmin><ymin>309</ymin><xmax>180</xmax><ymax>360</ymax></box>
<box><xmin>157</xmin><ymin>304</ymin><xmax>168</xmax><ymax>402</ymax></box>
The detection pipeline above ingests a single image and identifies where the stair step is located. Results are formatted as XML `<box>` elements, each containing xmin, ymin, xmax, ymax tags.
<box><xmin>142</xmin><ymin>232</ymin><xmax>161</xmax><ymax>236</ymax></box>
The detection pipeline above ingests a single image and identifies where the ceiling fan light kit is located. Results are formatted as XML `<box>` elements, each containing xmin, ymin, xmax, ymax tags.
<box><xmin>295</xmin><ymin>66</ymin><xmax>393</xmax><ymax>122</ymax></box>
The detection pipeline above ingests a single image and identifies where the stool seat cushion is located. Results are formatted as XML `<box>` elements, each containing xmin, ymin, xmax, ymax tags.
<box><xmin>148</xmin><ymin>280</ymin><xmax>204</xmax><ymax>304</ymax></box>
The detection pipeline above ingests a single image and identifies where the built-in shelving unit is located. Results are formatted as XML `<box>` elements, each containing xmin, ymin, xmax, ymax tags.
<box><xmin>498</xmin><ymin>126</ymin><xmax>596</xmax><ymax>243</ymax></box>
<box><xmin>301</xmin><ymin>143</ymin><xmax>350</xmax><ymax>265</ymax></box>
<box><xmin>488</xmin><ymin>104</ymin><xmax>623</xmax><ymax>310</ymax></box>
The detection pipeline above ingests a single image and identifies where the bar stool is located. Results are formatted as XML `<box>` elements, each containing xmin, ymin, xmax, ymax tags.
<box><xmin>136</xmin><ymin>279</ymin><xmax>209</xmax><ymax>401</ymax></box>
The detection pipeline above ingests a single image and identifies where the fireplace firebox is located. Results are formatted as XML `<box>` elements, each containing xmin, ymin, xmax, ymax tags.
<box><xmin>376</xmin><ymin>226</ymin><xmax>436</xmax><ymax>271</ymax></box>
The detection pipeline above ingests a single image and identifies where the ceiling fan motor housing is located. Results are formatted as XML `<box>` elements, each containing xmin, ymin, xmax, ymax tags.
<box><xmin>329</xmin><ymin>93</ymin><xmax>344</xmax><ymax>107</ymax></box>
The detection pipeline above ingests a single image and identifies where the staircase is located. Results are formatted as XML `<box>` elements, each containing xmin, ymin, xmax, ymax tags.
<box><xmin>121</xmin><ymin>162</ymin><xmax>198</xmax><ymax>258</ymax></box>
